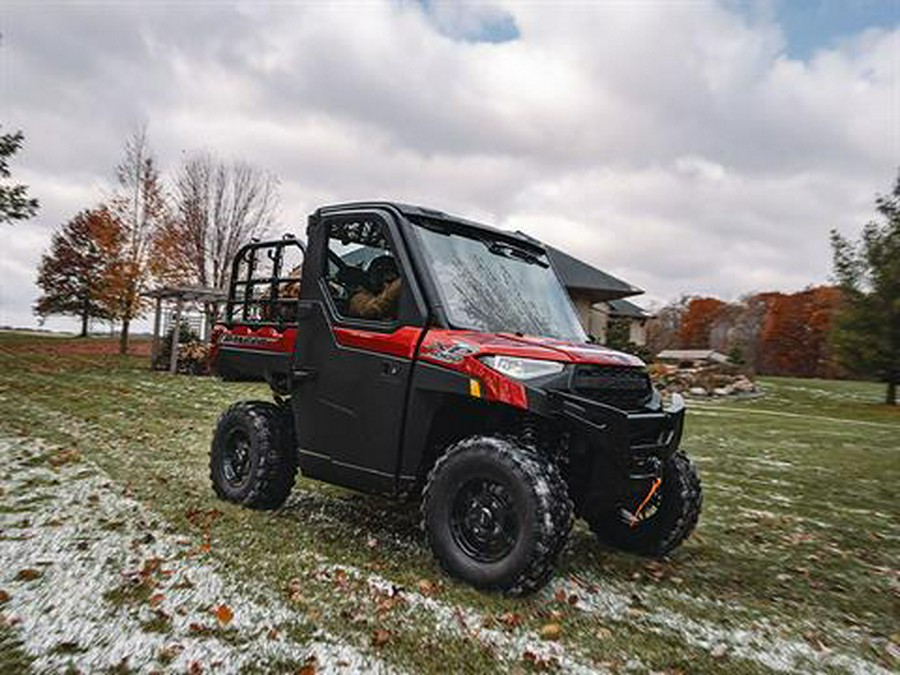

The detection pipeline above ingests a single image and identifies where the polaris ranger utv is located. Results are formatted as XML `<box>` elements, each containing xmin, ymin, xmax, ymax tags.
<box><xmin>209</xmin><ymin>202</ymin><xmax>701</xmax><ymax>594</ymax></box>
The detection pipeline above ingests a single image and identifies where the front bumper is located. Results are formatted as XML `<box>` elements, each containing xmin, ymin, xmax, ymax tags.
<box><xmin>549</xmin><ymin>389</ymin><xmax>686</xmax><ymax>463</ymax></box>
<box><xmin>540</xmin><ymin>389</ymin><xmax>686</xmax><ymax>520</ymax></box>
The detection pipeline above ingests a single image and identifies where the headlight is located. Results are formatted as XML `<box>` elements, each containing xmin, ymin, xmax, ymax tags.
<box><xmin>480</xmin><ymin>355</ymin><xmax>564</xmax><ymax>380</ymax></box>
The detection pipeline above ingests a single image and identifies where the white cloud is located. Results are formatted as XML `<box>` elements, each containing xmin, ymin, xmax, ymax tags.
<box><xmin>0</xmin><ymin>0</ymin><xmax>897</xmax><ymax>329</ymax></box>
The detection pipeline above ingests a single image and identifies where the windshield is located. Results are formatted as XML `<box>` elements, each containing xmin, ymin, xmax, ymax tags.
<box><xmin>414</xmin><ymin>221</ymin><xmax>588</xmax><ymax>342</ymax></box>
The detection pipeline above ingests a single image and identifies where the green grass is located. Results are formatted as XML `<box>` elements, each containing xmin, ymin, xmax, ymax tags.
<box><xmin>0</xmin><ymin>332</ymin><xmax>897</xmax><ymax>673</ymax></box>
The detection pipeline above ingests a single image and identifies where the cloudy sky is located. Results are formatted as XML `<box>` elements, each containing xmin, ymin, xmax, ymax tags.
<box><xmin>1</xmin><ymin>0</ymin><xmax>898</xmax><ymax>331</ymax></box>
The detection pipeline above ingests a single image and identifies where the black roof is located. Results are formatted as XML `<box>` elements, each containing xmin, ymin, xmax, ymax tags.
<box><xmin>318</xmin><ymin>201</ymin><xmax>643</xmax><ymax>301</ymax></box>
<box><xmin>545</xmin><ymin>247</ymin><xmax>642</xmax><ymax>301</ymax></box>
<box><xmin>608</xmin><ymin>297</ymin><xmax>652</xmax><ymax>319</ymax></box>
<box><xmin>317</xmin><ymin>201</ymin><xmax>542</xmax><ymax>250</ymax></box>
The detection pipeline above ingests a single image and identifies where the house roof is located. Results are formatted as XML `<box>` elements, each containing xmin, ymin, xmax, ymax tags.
<box><xmin>546</xmin><ymin>246</ymin><xmax>642</xmax><ymax>303</ymax></box>
<box><xmin>656</xmin><ymin>349</ymin><xmax>730</xmax><ymax>364</ymax></box>
<box><xmin>608</xmin><ymin>298</ymin><xmax>653</xmax><ymax>319</ymax></box>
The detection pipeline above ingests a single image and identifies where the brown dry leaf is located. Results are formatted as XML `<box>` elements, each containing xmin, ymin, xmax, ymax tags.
<box><xmin>375</xmin><ymin>596</ymin><xmax>403</xmax><ymax>615</ymax></box>
<box><xmin>140</xmin><ymin>557</ymin><xmax>163</xmax><ymax>577</ymax></box>
<box><xmin>287</xmin><ymin>578</ymin><xmax>305</xmax><ymax>604</ymax></box>
<box><xmin>149</xmin><ymin>593</ymin><xmax>165</xmax><ymax>608</ymax></box>
<box><xmin>372</xmin><ymin>628</ymin><xmax>391</xmax><ymax>648</ymax></box>
<box><xmin>267</xmin><ymin>627</ymin><xmax>280</xmax><ymax>640</ymax></box>
<box><xmin>333</xmin><ymin>568</ymin><xmax>350</xmax><ymax>591</ymax></box>
<box><xmin>416</xmin><ymin>579</ymin><xmax>438</xmax><ymax>596</ymax></box>
<box><xmin>553</xmin><ymin>588</ymin><xmax>567</xmax><ymax>603</ymax></box>
<box><xmin>157</xmin><ymin>644</ymin><xmax>183</xmax><ymax>664</ymax></box>
<box><xmin>187</xmin><ymin>660</ymin><xmax>203</xmax><ymax>675</ymax></box>
<box><xmin>214</xmin><ymin>604</ymin><xmax>234</xmax><ymax>626</ymax></box>
<box><xmin>297</xmin><ymin>654</ymin><xmax>318</xmax><ymax>675</ymax></box>
<box><xmin>0</xmin><ymin>590</ymin><xmax>9</xmax><ymax>604</ymax></box>
<box><xmin>539</xmin><ymin>623</ymin><xmax>562</xmax><ymax>641</ymax></box>
<box><xmin>499</xmin><ymin>612</ymin><xmax>522</xmax><ymax>629</ymax></box>
<box><xmin>16</xmin><ymin>569</ymin><xmax>42</xmax><ymax>582</ymax></box>
<box><xmin>49</xmin><ymin>449</ymin><xmax>81</xmax><ymax>468</ymax></box>
<box><xmin>567</xmin><ymin>594</ymin><xmax>579</xmax><ymax>606</ymax></box>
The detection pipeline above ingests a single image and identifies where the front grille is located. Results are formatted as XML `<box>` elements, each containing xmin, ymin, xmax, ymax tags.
<box><xmin>571</xmin><ymin>365</ymin><xmax>652</xmax><ymax>411</ymax></box>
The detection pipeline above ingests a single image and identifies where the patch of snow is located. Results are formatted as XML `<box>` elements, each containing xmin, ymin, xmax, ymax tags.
<box><xmin>0</xmin><ymin>436</ymin><xmax>396</xmax><ymax>674</ymax></box>
<box><xmin>549</xmin><ymin>574</ymin><xmax>892</xmax><ymax>675</ymax></box>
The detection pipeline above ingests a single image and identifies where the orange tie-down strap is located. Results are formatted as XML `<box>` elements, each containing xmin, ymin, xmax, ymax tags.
<box><xmin>629</xmin><ymin>477</ymin><xmax>662</xmax><ymax>528</ymax></box>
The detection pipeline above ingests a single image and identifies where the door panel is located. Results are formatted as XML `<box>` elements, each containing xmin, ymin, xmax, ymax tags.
<box><xmin>292</xmin><ymin>210</ymin><xmax>425</xmax><ymax>494</ymax></box>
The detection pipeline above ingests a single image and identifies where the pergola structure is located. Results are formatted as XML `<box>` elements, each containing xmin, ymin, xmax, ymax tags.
<box><xmin>144</xmin><ymin>285</ymin><xmax>227</xmax><ymax>373</ymax></box>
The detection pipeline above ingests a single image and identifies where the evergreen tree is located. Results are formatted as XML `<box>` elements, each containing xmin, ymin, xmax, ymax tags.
<box><xmin>830</xmin><ymin>170</ymin><xmax>900</xmax><ymax>405</ymax></box>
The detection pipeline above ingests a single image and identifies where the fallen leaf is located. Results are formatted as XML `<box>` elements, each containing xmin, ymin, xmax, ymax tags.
<box><xmin>267</xmin><ymin>627</ymin><xmax>280</xmax><ymax>640</ymax></box>
<box><xmin>0</xmin><ymin>590</ymin><xmax>9</xmax><ymax>604</ymax></box>
<box><xmin>554</xmin><ymin>588</ymin><xmax>567</xmax><ymax>603</ymax></box>
<box><xmin>372</xmin><ymin>628</ymin><xmax>391</xmax><ymax>648</ymax></box>
<box><xmin>16</xmin><ymin>569</ymin><xmax>42</xmax><ymax>582</ymax></box>
<box><xmin>49</xmin><ymin>449</ymin><xmax>81</xmax><ymax>468</ymax></box>
<box><xmin>187</xmin><ymin>660</ymin><xmax>203</xmax><ymax>675</ymax></box>
<box><xmin>214</xmin><ymin>604</ymin><xmax>233</xmax><ymax>626</ymax></box>
<box><xmin>297</xmin><ymin>654</ymin><xmax>317</xmax><ymax>675</ymax></box>
<box><xmin>567</xmin><ymin>594</ymin><xmax>579</xmax><ymax>606</ymax></box>
<box><xmin>416</xmin><ymin>579</ymin><xmax>438</xmax><ymax>596</ymax></box>
<box><xmin>375</xmin><ymin>596</ymin><xmax>403</xmax><ymax>614</ymax></box>
<box><xmin>539</xmin><ymin>623</ymin><xmax>562</xmax><ymax>641</ymax></box>
<box><xmin>149</xmin><ymin>593</ymin><xmax>165</xmax><ymax>608</ymax></box>
<box><xmin>499</xmin><ymin>612</ymin><xmax>522</xmax><ymax>629</ymax></box>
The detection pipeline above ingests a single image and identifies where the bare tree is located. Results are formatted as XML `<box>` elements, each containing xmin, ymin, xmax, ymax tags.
<box><xmin>101</xmin><ymin>127</ymin><xmax>170</xmax><ymax>354</ymax></box>
<box><xmin>153</xmin><ymin>153</ymin><xmax>278</xmax><ymax>303</ymax></box>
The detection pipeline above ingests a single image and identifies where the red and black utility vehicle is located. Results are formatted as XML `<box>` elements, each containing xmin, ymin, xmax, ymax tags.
<box><xmin>209</xmin><ymin>202</ymin><xmax>701</xmax><ymax>594</ymax></box>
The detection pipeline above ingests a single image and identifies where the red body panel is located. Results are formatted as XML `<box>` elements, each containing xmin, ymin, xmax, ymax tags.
<box><xmin>418</xmin><ymin>329</ymin><xmax>644</xmax><ymax>367</ymax></box>
<box><xmin>333</xmin><ymin>326</ymin><xmax>422</xmax><ymax>359</ymax></box>
<box><xmin>210</xmin><ymin>324</ymin><xmax>298</xmax><ymax>358</ymax></box>
<box><xmin>211</xmin><ymin>322</ymin><xmax>641</xmax><ymax>412</ymax></box>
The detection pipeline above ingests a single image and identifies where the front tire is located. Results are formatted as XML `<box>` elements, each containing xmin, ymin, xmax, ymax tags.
<box><xmin>421</xmin><ymin>436</ymin><xmax>572</xmax><ymax>595</ymax></box>
<box><xmin>210</xmin><ymin>400</ymin><xmax>297</xmax><ymax>509</ymax></box>
<box><xmin>589</xmin><ymin>452</ymin><xmax>702</xmax><ymax>557</ymax></box>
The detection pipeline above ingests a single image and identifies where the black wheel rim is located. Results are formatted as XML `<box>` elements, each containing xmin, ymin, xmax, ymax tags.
<box><xmin>222</xmin><ymin>428</ymin><xmax>252</xmax><ymax>487</ymax></box>
<box><xmin>450</xmin><ymin>478</ymin><xmax>519</xmax><ymax>563</ymax></box>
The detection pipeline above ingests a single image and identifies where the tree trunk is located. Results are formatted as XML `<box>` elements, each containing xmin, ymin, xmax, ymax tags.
<box><xmin>119</xmin><ymin>318</ymin><xmax>130</xmax><ymax>355</ymax></box>
<box><xmin>887</xmin><ymin>380</ymin><xmax>897</xmax><ymax>406</ymax></box>
<box><xmin>79</xmin><ymin>309</ymin><xmax>89</xmax><ymax>338</ymax></box>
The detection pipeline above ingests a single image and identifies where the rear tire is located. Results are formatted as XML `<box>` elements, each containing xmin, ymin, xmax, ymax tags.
<box><xmin>421</xmin><ymin>436</ymin><xmax>572</xmax><ymax>595</ymax></box>
<box><xmin>210</xmin><ymin>400</ymin><xmax>297</xmax><ymax>509</ymax></box>
<box><xmin>589</xmin><ymin>452</ymin><xmax>701</xmax><ymax>557</ymax></box>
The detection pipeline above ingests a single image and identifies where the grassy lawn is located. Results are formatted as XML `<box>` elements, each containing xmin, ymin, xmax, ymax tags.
<box><xmin>0</xmin><ymin>332</ymin><xmax>897</xmax><ymax>673</ymax></box>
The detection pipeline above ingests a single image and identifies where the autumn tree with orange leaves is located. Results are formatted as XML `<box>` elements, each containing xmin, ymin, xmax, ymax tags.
<box><xmin>679</xmin><ymin>297</ymin><xmax>726</xmax><ymax>349</ymax></box>
<box><xmin>34</xmin><ymin>207</ymin><xmax>116</xmax><ymax>336</ymax></box>
<box><xmin>649</xmin><ymin>288</ymin><xmax>844</xmax><ymax>378</ymax></box>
